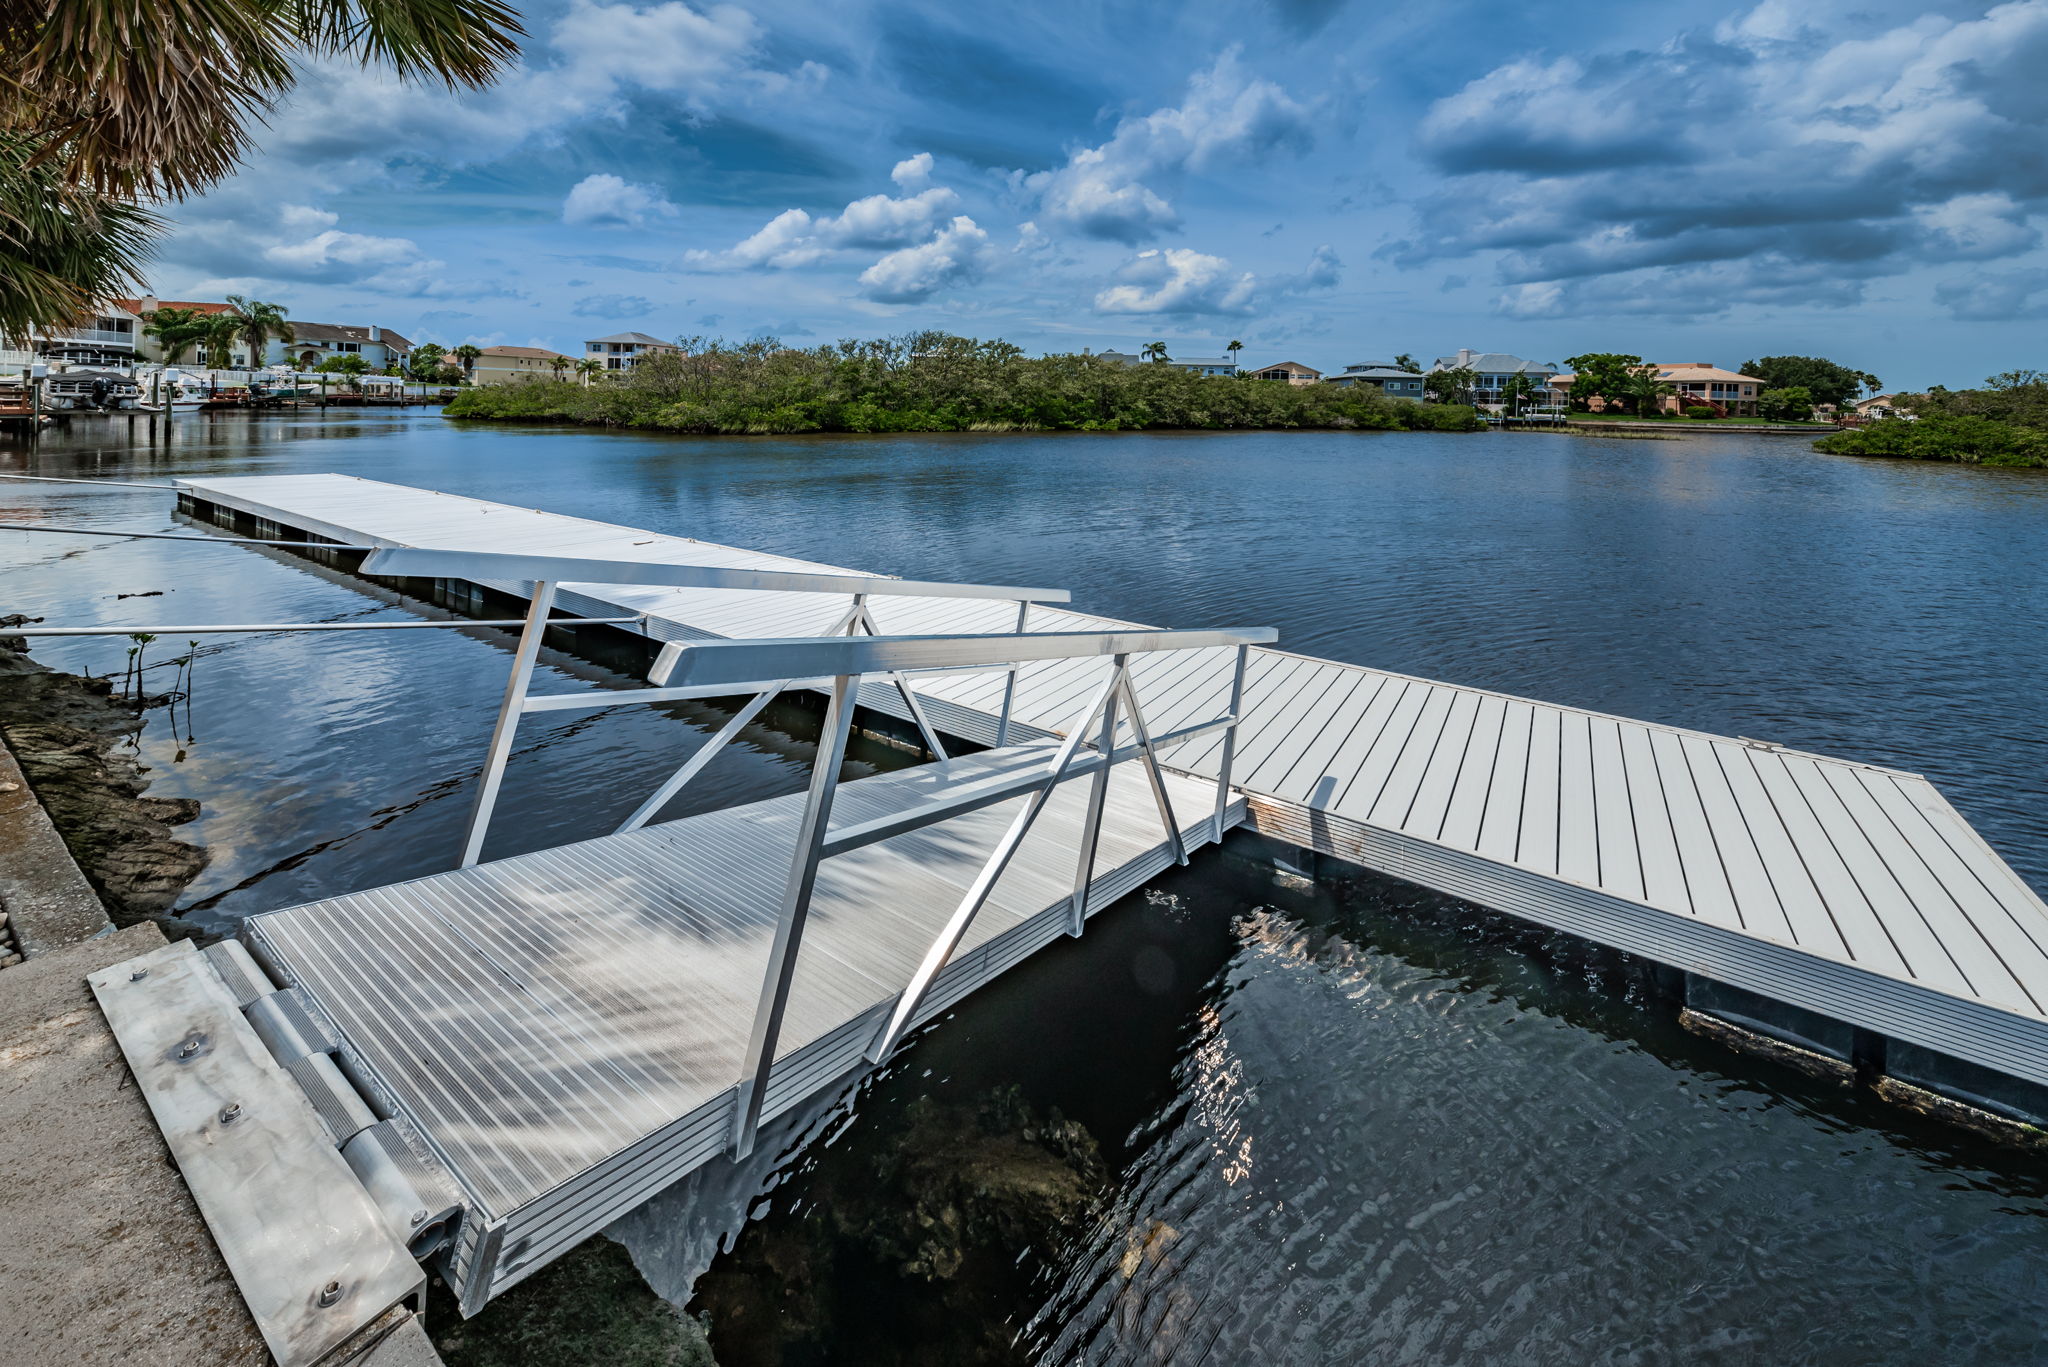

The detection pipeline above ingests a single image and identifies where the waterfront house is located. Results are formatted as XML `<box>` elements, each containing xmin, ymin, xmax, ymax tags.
<box><xmin>1854</xmin><ymin>392</ymin><xmax>1912</xmax><ymax>419</ymax></box>
<box><xmin>1651</xmin><ymin>363</ymin><xmax>1762</xmax><ymax>416</ymax></box>
<box><xmin>271</xmin><ymin>322</ymin><xmax>412</xmax><ymax>372</ymax></box>
<box><xmin>586</xmin><ymin>332</ymin><xmax>683</xmax><ymax>372</ymax></box>
<box><xmin>1246</xmin><ymin>360</ymin><xmax>1322</xmax><ymax>386</ymax></box>
<box><xmin>29</xmin><ymin>302</ymin><xmax>144</xmax><ymax>368</ymax></box>
<box><xmin>1094</xmin><ymin>350</ymin><xmax>1144</xmax><ymax>366</ymax></box>
<box><xmin>1429</xmin><ymin>349</ymin><xmax>1560</xmax><ymax>405</ymax></box>
<box><xmin>1550</xmin><ymin>362</ymin><xmax>1764</xmax><ymax>416</ymax></box>
<box><xmin>472</xmin><ymin>345</ymin><xmax>575</xmax><ymax>386</ymax></box>
<box><xmin>109</xmin><ymin>296</ymin><xmax>243</xmax><ymax>363</ymax></box>
<box><xmin>1326</xmin><ymin>363</ymin><xmax>1426</xmax><ymax>398</ymax></box>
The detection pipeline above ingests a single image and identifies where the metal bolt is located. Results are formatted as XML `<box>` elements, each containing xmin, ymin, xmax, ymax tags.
<box><xmin>318</xmin><ymin>1280</ymin><xmax>342</xmax><ymax>1307</ymax></box>
<box><xmin>177</xmin><ymin>1039</ymin><xmax>198</xmax><ymax>1058</ymax></box>
<box><xmin>129</xmin><ymin>968</ymin><xmax>149</xmax><ymax>982</ymax></box>
<box><xmin>410</xmin><ymin>1209</ymin><xmax>429</xmax><ymax>1227</ymax></box>
<box><xmin>218</xmin><ymin>1102</ymin><xmax>242</xmax><ymax>1125</ymax></box>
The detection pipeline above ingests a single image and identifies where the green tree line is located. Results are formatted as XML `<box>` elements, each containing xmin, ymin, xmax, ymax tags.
<box><xmin>443</xmin><ymin>333</ymin><xmax>1487</xmax><ymax>436</ymax></box>
<box><xmin>1816</xmin><ymin>370</ymin><xmax>2048</xmax><ymax>467</ymax></box>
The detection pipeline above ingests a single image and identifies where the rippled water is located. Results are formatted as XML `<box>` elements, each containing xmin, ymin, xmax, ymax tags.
<box><xmin>6</xmin><ymin>412</ymin><xmax>2048</xmax><ymax>1363</ymax></box>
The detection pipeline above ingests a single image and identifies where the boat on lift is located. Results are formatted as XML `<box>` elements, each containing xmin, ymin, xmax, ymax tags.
<box><xmin>135</xmin><ymin>368</ymin><xmax>211</xmax><ymax>413</ymax></box>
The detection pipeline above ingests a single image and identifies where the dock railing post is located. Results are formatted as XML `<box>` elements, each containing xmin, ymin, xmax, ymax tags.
<box><xmin>459</xmin><ymin>580</ymin><xmax>556</xmax><ymax>868</ymax></box>
<box><xmin>995</xmin><ymin>600</ymin><xmax>1030</xmax><ymax>747</ymax></box>
<box><xmin>865</xmin><ymin>667</ymin><xmax>1123</xmax><ymax>1065</ymax></box>
<box><xmin>731</xmin><ymin>672</ymin><xmax>857</xmax><ymax>1159</ymax></box>
<box><xmin>1066</xmin><ymin>654</ymin><xmax>1127</xmax><ymax>937</ymax></box>
<box><xmin>1210</xmin><ymin>644</ymin><xmax>1250</xmax><ymax>846</ymax></box>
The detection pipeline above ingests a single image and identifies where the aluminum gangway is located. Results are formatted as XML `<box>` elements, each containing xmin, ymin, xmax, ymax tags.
<box><xmin>36</xmin><ymin>518</ymin><xmax>1270</xmax><ymax>1361</ymax></box>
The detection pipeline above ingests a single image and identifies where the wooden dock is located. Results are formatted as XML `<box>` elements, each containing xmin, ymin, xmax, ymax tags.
<box><xmin>117</xmin><ymin>470</ymin><xmax>2048</xmax><ymax>1338</ymax></box>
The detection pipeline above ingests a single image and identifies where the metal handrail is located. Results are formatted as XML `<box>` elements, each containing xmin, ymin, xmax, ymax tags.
<box><xmin>709</xmin><ymin>625</ymin><xmax>1264</xmax><ymax>1158</ymax></box>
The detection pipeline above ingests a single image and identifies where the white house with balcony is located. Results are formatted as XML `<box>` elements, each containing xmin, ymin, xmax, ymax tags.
<box><xmin>268</xmin><ymin>322</ymin><xmax>412</xmax><ymax>372</ymax></box>
<box><xmin>586</xmin><ymin>332</ymin><xmax>683</xmax><ymax>372</ymax></box>
<box><xmin>1428</xmin><ymin>349</ymin><xmax>1561</xmax><ymax>407</ymax></box>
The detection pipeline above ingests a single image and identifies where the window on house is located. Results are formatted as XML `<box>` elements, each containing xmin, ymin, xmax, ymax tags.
<box><xmin>338</xmin><ymin>342</ymin><xmax>360</xmax><ymax>353</ymax></box>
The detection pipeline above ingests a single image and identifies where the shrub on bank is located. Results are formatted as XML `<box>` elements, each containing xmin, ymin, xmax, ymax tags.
<box><xmin>443</xmin><ymin>333</ymin><xmax>1485</xmax><ymax>436</ymax></box>
<box><xmin>1683</xmin><ymin>406</ymin><xmax>1715</xmax><ymax>420</ymax></box>
<box><xmin>1814</xmin><ymin>415</ymin><xmax>2048</xmax><ymax>467</ymax></box>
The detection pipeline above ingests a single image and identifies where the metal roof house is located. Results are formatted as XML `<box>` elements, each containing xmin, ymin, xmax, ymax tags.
<box><xmin>1327</xmin><ymin>364</ymin><xmax>1426</xmax><ymax>398</ymax></box>
<box><xmin>1430</xmin><ymin>350</ymin><xmax>1560</xmax><ymax>406</ymax></box>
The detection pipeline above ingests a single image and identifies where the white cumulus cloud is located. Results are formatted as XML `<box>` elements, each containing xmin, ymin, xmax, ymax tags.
<box><xmin>687</xmin><ymin>158</ymin><xmax>965</xmax><ymax>269</ymax></box>
<box><xmin>859</xmin><ymin>217</ymin><xmax>994</xmax><ymax>303</ymax></box>
<box><xmin>563</xmin><ymin>174</ymin><xmax>681</xmax><ymax>228</ymax></box>
<box><xmin>1094</xmin><ymin>243</ymin><xmax>1339</xmax><ymax>316</ymax></box>
<box><xmin>1025</xmin><ymin>48</ymin><xmax>1314</xmax><ymax>244</ymax></box>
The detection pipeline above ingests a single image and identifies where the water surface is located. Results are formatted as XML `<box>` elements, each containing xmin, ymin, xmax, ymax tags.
<box><xmin>5</xmin><ymin>412</ymin><xmax>2046</xmax><ymax>1362</ymax></box>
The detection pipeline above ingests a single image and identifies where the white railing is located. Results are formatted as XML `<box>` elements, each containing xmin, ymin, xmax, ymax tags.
<box><xmin>421</xmin><ymin>546</ymin><xmax>1270</xmax><ymax>1156</ymax></box>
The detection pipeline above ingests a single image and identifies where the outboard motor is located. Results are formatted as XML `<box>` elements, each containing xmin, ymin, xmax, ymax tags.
<box><xmin>90</xmin><ymin>376</ymin><xmax>109</xmax><ymax>410</ymax></box>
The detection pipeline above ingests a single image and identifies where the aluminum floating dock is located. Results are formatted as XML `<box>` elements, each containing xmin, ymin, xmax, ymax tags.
<box><xmin>136</xmin><ymin>471</ymin><xmax>2048</xmax><ymax>1328</ymax></box>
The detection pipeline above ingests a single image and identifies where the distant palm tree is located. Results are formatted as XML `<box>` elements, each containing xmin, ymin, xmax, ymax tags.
<box><xmin>141</xmin><ymin>307</ymin><xmax>210</xmax><ymax>364</ymax></box>
<box><xmin>1142</xmin><ymin>341</ymin><xmax>1170</xmax><ymax>363</ymax></box>
<box><xmin>575</xmin><ymin>357</ymin><xmax>604</xmax><ymax>386</ymax></box>
<box><xmin>225</xmin><ymin>295</ymin><xmax>293</xmax><ymax>370</ymax></box>
<box><xmin>454</xmin><ymin>343</ymin><xmax>483</xmax><ymax>378</ymax></box>
<box><xmin>200</xmin><ymin>311</ymin><xmax>244</xmax><ymax>368</ymax></box>
<box><xmin>549</xmin><ymin>355</ymin><xmax>571</xmax><ymax>381</ymax></box>
<box><xmin>1226</xmin><ymin>339</ymin><xmax>1243</xmax><ymax>368</ymax></box>
<box><xmin>1394</xmin><ymin>353</ymin><xmax>1420</xmax><ymax>373</ymax></box>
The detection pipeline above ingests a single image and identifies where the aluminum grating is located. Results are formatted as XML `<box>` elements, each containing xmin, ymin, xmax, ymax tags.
<box><xmin>244</xmin><ymin>743</ymin><xmax>1226</xmax><ymax>1234</ymax></box>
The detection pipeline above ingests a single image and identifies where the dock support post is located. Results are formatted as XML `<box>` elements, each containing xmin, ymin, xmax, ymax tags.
<box><xmin>1209</xmin><ymin>645</ymin><xmax>1250</xmax><ymax>845</ymax></box>
<box><xmin>1066</xmin><ymin>655</ymin><xmax>1126</xmax><ymax>936</ymax></box>
<box><xmin>731</xmin><ymin>673</ymin><xmax>857</xmax><ymax>1159</ymax></box>
<box><xmin>995</xmin><ymin>600</ymin><xmax>1030</xmax><ymax>746</ymax></box>
<box><xmin>459</xmin><ymin>580</ymin><xmax>555</xmax><ymax>868</ymax></box>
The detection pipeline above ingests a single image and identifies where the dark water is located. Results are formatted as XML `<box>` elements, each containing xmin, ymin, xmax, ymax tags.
<box><xmin>6</xmin><ymin>412</ymin><xmax>2048</xmax><ymax>1362</ymax></box>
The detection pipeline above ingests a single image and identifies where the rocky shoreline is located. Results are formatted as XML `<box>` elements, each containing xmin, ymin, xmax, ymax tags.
<box><xmin>0</xmin><ymin>624</ymin><xmax>209</xmax><ymax>933</ymax></box>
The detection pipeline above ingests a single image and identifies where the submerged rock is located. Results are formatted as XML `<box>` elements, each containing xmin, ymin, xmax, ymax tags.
<box><xmin>691</xmin><ymin>1085</ymin><xmax>1104</xmax><ymax>1367</ymax></box>
<box><xmin>430</xmin><ymin>1235</ymin><xmax>717</xmax><ymax>1367</ymax></box>
<box><xmin>0</xmin><ymin>628</ymin><xmax>207</xmax><ymax>928</ymax></box>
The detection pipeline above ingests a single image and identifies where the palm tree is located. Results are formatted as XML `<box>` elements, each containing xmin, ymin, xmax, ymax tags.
<box><xmin>1490</xmin><ymin>375</ymin><xmax>1540</xmax><ymax>418</ymax></box>
<box><xmin>1622</xmin><ymin>363</ymin><xmax>1674</xmax><ymax>416</ymax></box>
<box><xmin>0</xmin><ymin>0</ymin><xmax>524</xmax><ymax>341</ymax></box>
<box><xmin>1393</xmin><ymin>353</ymin><xmax>1420</xmax><ymax>373</ymax></box>
<box><xmin>1142</xmin><ymin>341</ymin><xmax>1170</xmax><ymax>363</ymax></box>
<box><xmin>549</xmin><ymin>355</ymin><xmax>571</xmax><ymax>381</ymax></box>
<box><xmin>225</xmin><ymin>294</ymin><xmax>292</xmax><ymax>370</ymax></box>
<box><xmin>199</xmin><ymin>311</ymin><xmax>243</xmax><ymax>368</ymax></box>
<box><xmin>575</xmin><ymin>357</ymin><xmax>604</xmax><ymax>386</ymax></box>
<box><xmin>141</xmin><ymin>306</ymin><xmax>210</xmax><ymax>364</ymax></box>
<box><xmin>1226</xmin><ymin>339</ymin><xmax>1243</xmax><ymax>368</ymax></box>
<box><xmin>0</xmin><ymin>135</ymin><xmax>159</xmax><ymax>346</ymax></box>
<box><xmin>454</xmin><ymin>343</ymin><xmax>482</xmax><ymax>378</ymax></box>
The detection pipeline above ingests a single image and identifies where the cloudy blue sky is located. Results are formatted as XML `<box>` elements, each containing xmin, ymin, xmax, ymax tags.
<box><xmin>155</xmin><ymin>0</ymin><xmax>2048</xmax><ymax>386</ymax></box>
